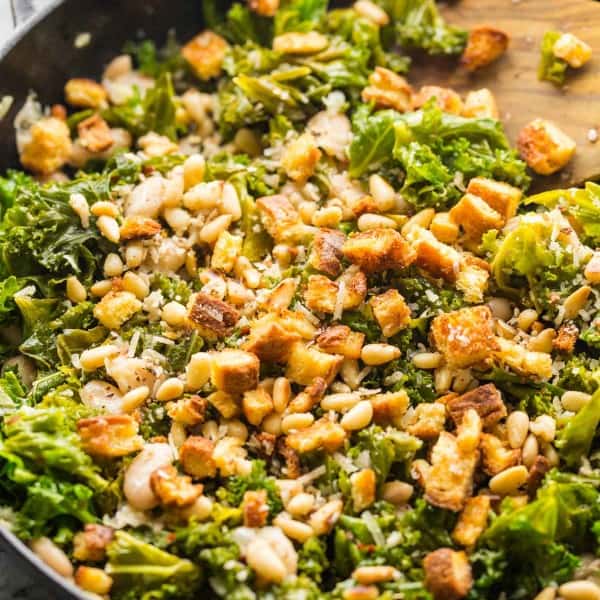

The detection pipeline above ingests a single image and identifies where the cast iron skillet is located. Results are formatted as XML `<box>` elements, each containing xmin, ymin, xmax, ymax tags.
<box><xmin>0</xmin><ymin>1</ymin><xmax>207</xmax><ymax>597</ymax></box>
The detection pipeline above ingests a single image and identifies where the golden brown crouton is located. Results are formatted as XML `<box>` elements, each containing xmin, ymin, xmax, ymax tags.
<box><xmin>208</xmin><ymin>390</ymin><xmax>240</xmax><ymax>419</ymax></box>
<box><xmin>456</xmin><ymin>262</ymin><xmax>490</xmax><ymax>304</ymax></box>
<box><xmin>256</xmin><ymin>194</ymin><xmax>310</xmax><ymax>244</ymax></box>
<box><xmin>179</xmin><ymin>436</ymin><xmax>217</xmax><ymax>479</ymax></box>
<box><xmin>343</xmin><ymin>228</ymin><xmax>416</xmax><ymax>273</ymax></box>
<box><xmin>286</xmin><ymin>341</ymin><xmax>343</xmax><ymax>385</ymax></box>
<box><xmin>20</xmin><ymin>116</ymin><xmax>72</xmax><ymax>175</ymax></box>
<box><xmin>287</xmin><ymin>377</ymin><xmax>328</xmax><ymax>413</ymax></box>
<box><xmin>493</xmin><ymin>337</ymin><xmax>553</xmax><ymax>379</ymax></box>
<box><xmin>286</xmin><ymin>417</ymin><xmax>346</xmax><ymax>453</ymax></box>
<box><xmin>553</xmin><ymin>322</ymin><xmax>579</xmax><ymax>354</ymax></box>
<box><xmin>73</xmin><ymin>525</ymin><xmax>114</xmax><ymax>562</ymax></box>
<box><xmin>446</xmin><ymin>384</ymin><xmax>507</xmax><ymax>429</ymax></box>
<box><xmin>248</xmin><ymin>0</ymin><xmax>279</xmax><ymax>17</ymax></box>
<box><xmin>119</xmin><ymin>216</ymin><xmax>162</xmax><ymax>240</ymax></box>
<box><xmin>517</xmin><ymin>118</ymin><xmax>576</xmax><ymax>175</ymax></box>
<box><xmin>150</xmin><ymin>465</ymin><xmax>203</xmax><ymax>507</ymax></box>
<box><xmin>370</xmin><ymin>289</ymin><xmax>411</xmax><ymax>337</ymax></box>
<box><xmin>316</xmin><ymin>325</ymin><xmax>365</xmax><ymax>359</ymax></box>
<box><xmin>243</xmin><ymin>388</ymin><xmax>274</xmax><ymax>426</ymax></box>
<box><xmin>361</xmin><ymin>67</ymin><xmax>413</xmax><ymax>113</ymax></box>
<box><xmin>182</xmin><ymin>31</ymin><xmax>229</xmax><ymax>80</ymax></box>
<box><xmin>430</xmin><ymin>212</ymin><xmax>459</xmax><ymax>244</ymax></box>
<box><xmin>77</xmin><ymin>113</ymin><xmax>114</xmax><ymax>153</ymax></box>
<box><xmin>282</xmin><ymin>133</ymin><xmax>322</xmax><ymax>183</ymax></box>
<box><xmin>461</xmin><ymin>25</ymin><xmax>509</xmax><ymax>71</ymax></box>
<box><xmin>408</xmin><ymin>227</ymin><xmax>462</xmax><ymax>281</ymax></box>
<box><xmin>304</xmin><ymin>272</ymin><xmax>367</xmax><ymax>314</ymax></box>
<box><xmin>424</xmin><ymin>548</ymin><xmax>473</xmax><ymax>600</ymax></box>
<box><xmin>452</xmin><ymin>495</ymin><xmax>491</xmax><ymax>548</ymax></box>
<box><xmin>65</xmin><ymin>78</ymin><xmax>108</xmax><ymax>108</ymax></box>
<box><xmin>413</xmin><ymin>85</ymin><xmax>463</xmax><ymax>115</ymax></box>
<box><xmin>553</xmin><ymin>32</ymin><xmax>592</xmax><ymax>68</ymax></box>
<box><xmin>371</xmin><ymin>391</ymin><xmax>410</xmax><ymax>426</ymax></box>
<box><xmin>309</xmin><ymin>228</ymin><xmax>345</xmax><ymax>277</ymax></box>
<box><xmin>77</xmin><ymin>415</ymin><xmax>144</xmax><ymax>458</ymax></box>
<box><xmin>466</xmin><ymin>177</ymin><xmax>522</xmax><ymax>221</ymax></box>
<box><xmin>211</xmin><ymin>231</ymin><xmax>242</xmax><ymax>273</ymax></box>
<box><xmin>277</xmin><ymin>438</ymin><xmax>301</xmax><ymax>478</ymax></box>
<box><xmin>167</xmin><ymin>395</ymin><xmax>207</xmax><ymax>427</ymax></box>
<box><xmin>187</xmin><ymin>293</ymin><xmax>240</xmax><ymax>340</ymax></box>
<box><xmin>350</xmin><ymin>468</ymin><xmax>376</xmax><ymax>512</ymax></box>
<box><xmin>585</xmin><ymin>251</ymin><xmax>600</xmax><ymax>284</ymax></box>
<box><xmin>527</xmin><ymin>455</ymin><xmax>552</xmax><ymax>496</ymax></box>
<box><xmin>242</xmin><ymin>490</ymin><xmax>270</xmax><ymax>527</ymax></box>
<box><xmin>243</xmin><ymin>314</ymin><xmax>302</xmax><ymax>362</ymax></box>
<box><xmin>430</xmin><ymin>306</ymin><xmax>499</xmax><ymax>369</ymax></box>
<box><xmin>403</xmin><ymin>402</ymin><xmax>447</xmax><ymax>440</ymax></box>
<box><xmin>462</xmin><ymin>88</ymin><xmax>499</xmax><ymax>120</ymax></box>
<box><xmin>480</xmin><ymin>433</ymin><xmax>520</xmax><ymax>476</ymax></box>
<box><xmin>210</xmin><ymin>349</ymin><xmax>260</xmax><ymax>395</ymax></box>
<box><xmin>449</xmin><ymin>193</ymin><xmax>504</xmax><ymax>240</ymax></box>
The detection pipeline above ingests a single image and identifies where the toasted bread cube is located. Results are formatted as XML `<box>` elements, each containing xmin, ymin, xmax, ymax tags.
<box><xmin>288</xmin><ymin>377</ymin><xmax>327</xmax><ymax>413</ymax></box>
<box><xmin>408</xmin><ymin>226</ymin><xmax>462</xmax><ymax>281</ymax></box>
<box><xmin>309</xmin><ymin>228</ymin><xmax>345</xmax><ymax>277</ymax></box>
<box><xmin>182</xmin><ymin>31</ymin><xmax>228</xmax><ymax>80</ymax></box>
<box><xmin>316</xmin><ymin>325</ymin><xmax>365</xmax><ymax>359</ymax></box>
<box><xmin>286</xmin><ymin>341</ymin><xmax>343</xmax><ymax>385</ymax></box>
<box><xmin>187</xmin><ymin>292</ymin><xmax>240</xmax><ymax>340</ymax></box>
<box><xmin>371</xmin><ymin>391</ymin><xmax>409</xmax><ymax>426</ymax></box>
<box><xmin>20</xmin><ymin>116</ymin><xmax>72</xmax><ymax>174</ymax></box>
<box><xmin>461</xmin><ymin>25</ymin><xmax>509</xmax><ymax>71</ymax></box>
<box><xmin>343</xmin><ymin>228</ymin><xmax>416</xmax><ymax>273</ymax></box>
<box><xmin>553</xmin><ymin>32</ymin><xmax>592</xmax><ymax>68</ymax></box>
<box><xmin>168</xmin><ymin>395</ymin><xmax>207</xmax><ymax>427</ymax></box>
<box><xmin>211</xmin><ymin>231</ymin><xmax>242</xmax><ymax>273</ymax></box>
<box><xmin>304</xmin><ymin>272</ymin><xmax>366</xmax><ymax>314</ymax></box>
<box><xmin>278</xmin><ymin>309</ymin><xmax>318</xmax><ymax>339</ymax></box>
<box><xmin>286</xmin><ymin>417</ymin><xmax>346</xmax><ymax>453</ymax></box>
<box><xmin>242</xmin><ymin>489</ymin><xmax>269</xmax><ymax>527</ymax></box>
<box><xmin>180</xmin><ymin>436</ymin><xmax>217</xmax><ymax>479</ymax></box>
<box><xmin>424</xmin><ymin>548</ymin><xmax>473</xmax><ymax>600</ymax></box>
<box><xmin>370</xmin><ymin>289</ymin><xmax>411</xmax><ymax>337</ymax></box>
<box><xmin>77</xmin><ymin>415</ymin><xmax>144</xmax><ymax>458</ymax></box>
<box><xmin>413</xmin><ymin>85</ymin><xmax>463</xmax><ymax>115</ymax></box>
<box><xmin>480</xmin><ymin>433</ymin><xmax>520</xmax><ymax>476</ymax></box>
<box><xmin>243</xmin><ymin>388</ymin><xmax>274</xmax><ymax>426</ymax></box>
<box><xmin>494</xmin><ymin>337</ymin><xmax>553</xmax><ymax>379</ymax></box>
<box><xmin>256</xmin><ymin>194</ymin><xmax>312</xmax><ymax>243</ymax></box>
<box><xmin>527</xmin><ymin>455</ymin><xmax>552</xmax><ymax>495</ymax></box>
<box><xmin>456</xmin><ymin>263</ymin><xmax>489</xmax><ymax>304</ymax></box>
<box><xmin>77</xmin><ymin>114</ymin><xmax>113</xmax><ymax>153</ymax></box>
<box><xmin>262</xmin><ymin>278</ymin><xmax>297</xmax><ymax>311</ymax></box>
<box><xmin>462</xmin><ymin>88</ymin><xmax>499</xmax><ymax>120</ymax></box>
<box><xmin>210</xmin><ymin>349</ymin><xmax>259</xmax><ymax>395</ymax></box>
<box><xmin>65</xmin><ymin>78</ymin><xmax>108</xmax><ymax>108</ymax></box>
<box><xmin>466</xmin><ymin>177</ymin><xmax>522</xmax><ymax>221</ymax></box>
<box><xmin>120</xmin><ymin>216</ymin><xmax>162</xmax><ymax>240</ymax></box>
<box><xmin>553</xmin><ymin>323</ymin><xmax>579</xmax><ymax>354</ymax></box>
<box><xmin>403</xmin><ymin>402</ymin><xmax>447</xmax><ymax>440</ymax></box>
<box><xmin>208</xmin><ymin>390</ymin><xmax>240</xmax><ymax>419</ymax></box>
<box><xmin>450</xmin><ymin>193</ymin><xmax>504</xmax><ymax>240</ymax></box>
<box><xmin>517</xmin><ymin>118</ymin><xmax>576</xmax><ymax>175</ymax></box>
<box><xmin>73</xmin><ymin>525</ymin><xmax>114</xmax><ymax>562</ymax></box>
<box><xmin>350</xmin><ymin>468</ymin><xmax>376</xmax><ymax>512</ymax></box>
<box><xmin>452</xmin><ymin>495</ymin><xmax>491</xmax><ymax>548</ymax></box>
<box><xmin>361</xmin><ymin>67</ymin><xmax>413</xmax><ymax>113</ymax></box>
<box><xmin>431</xmin><ymin>306</ymin><xmax>499</xmax><ymax>369</ymax></box>
<box><xmin>282</xmin><ymin>133</ymin><xmax>322</xmax><ymax>183</ymax></box>
<box><xmin>248</xmin><ymin>0</ymin><xmax>279</xmax><ymax>17</ymax></box>
<box><xmin>447</xmin><ymin>384</ymin><xmax>507</xmax><ymax>428</ymax></box>
<box><xmin>430</xmin><ymin>212</ymin><xmax>459</xmax><ymax>244</ymax></box>
<box><xmin>93</xmin><ymin>290</ymin><xmax>142</xmax><ymax>330</ymax></box>
<box><xmin>244</xmin><ymin>314</ymin><xmax>301</xmax><ymax>362</ymax></box>
<box><xmin>150</xmin><ymin>464</ymin><xmax>203</xmax><ymax>507</ymax></box>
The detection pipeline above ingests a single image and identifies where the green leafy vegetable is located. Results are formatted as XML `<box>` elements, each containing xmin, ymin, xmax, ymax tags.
<box><xmin>538</xmin><ymin>30</ymin><xmax>568</xmax><ymax>86</ymax></box>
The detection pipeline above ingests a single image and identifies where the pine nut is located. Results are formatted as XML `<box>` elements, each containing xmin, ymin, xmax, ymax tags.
<box><xmin>361</xmin><ymin>343</ymin><xmax>401</xmax><ymax>366</ymax></box>
<box><xmin>343</xmin><ymin>586</ymin><xmax>379</xmax><ymax>600</ymax></box>
<box><xmin>221</xmin><ymin>182</ymin><xmax>241</xmax><ymax>221</ymax></box>
<box><xmin>125</xmin><ymin>242</ymin><xmax>145</xmax><ymax>268</ymax></box>
<box><xmin>69</xmin><ymin>192</ymin><xmax>90</xmax><ymax>228</ymax></box>
<box><xmin>156</xmin><ymin>377</ymin><xmax>184</xmax><ymax>402</ymax></box>
<box><xmin>563</xmin><ymin>285</ymin><xmax>592</xmax><ymax>320</ymax></box>
<box><xmin>517</xmin><ymin>308</ymin><xmax>538</xmax><ymax>331</ymax></box>
<box><xmin>272</xmin><ymin>244</ymin><xmax>292</xmax><ymax>267</ymax></box>
<box><xmin>31</xmin><ymin>538</ymin><xmax>73</xmax><ymax>578</ymax></box>
<box><xmin>321</xmin><ymin>392</ymin><xmax>361</xmax><ymax>412</ymax></box>
<box><xmin>401</xmin><ymin>208</ymin><xmax>435</xmax><ymax>236</ymax></box>
<box><xmin>530</xmin><ymin>414</ymin><xmax>556</xmax><ymax>443</ymax></box>
<box><xmin>522</xmin><ymin>434</ymin><xmax>539</xmax><ymax>468</ymax></box>
<box><xmin>97</xmin><ymin>215</ymin><xmax>120</xmax><ymax>243</ymax></box>
<box><xmin>75</xmin><ymin>566</ymin><xmax>113</xmax><ymax>595</ymax></box>
<box><xmin>80</xmin><ymin>344</ymin><xmax>120</xmax><ymax>370</ymax></box>
<box><xmin>185</xmin><ymin>352</ymin><xmax>212</xmax><ymax>391</ymax></box>
<box><xmin>528</xmin><ymin>328</ymin><xmax>555</xmax><ymax>353</ymax></box>
<box><xmin>286</xmin><ymin>492</ymin><xmax>315</xmax><ymax>517</ymax></box>
<box><xmin>272</xmin><ymin>377</ymin><xmax>291</xmax><ymax>413</ymax></box>
<box><xmin>281</xmin><ymin>412</ymin><xmax>315</xmax><ymax>433</ymax></box>
<box><xmin>66</xmin><ymin>276</ymin><xmax>87</xmax><ymax>303</ymax></box>
<box><xmin>103</xmin><ymin>253</ymin><xmax>123</xmax><ymax>277</ymax></box>
<box><xmin>357</xmin><ymin>213</ymin><xmax>397</xmax><ymax>231</ymax></box>
<box><xmin>122</xmin><ymin>271</ymin><xmax>149</xmax><ymax>299</ymax></box>
<box><xmin>313</xmin><ymin>206</ymin><xmax>343</xmax><ymax>228</ymax></box>
<box><xmin>341</xmin><ymin>359</ymin><xmax>362</xmax><ymax>390</ymax></box>
<box><xmin>561</xmin><ymin>390</ymin><xmax>592</xmax><ymax>412</ymax></box>
<box><xmin>382</xmin><ymin>480</ymin><xmax>413</xmax><ymax>505</ymax></box>
<box><xmin>369</xmin><ymin>174</ymin><xmax>396</xmax><ymax>211</ymax></box>
<box><xmin>452</xmin><ymin>369</ymin><xmax>472</xmax><ymax>393</ymax></box>
<box><xmin>412</xmin><ymin>352</ymin><xmax>442</xmax><ymax>369</ymax></box>
<box><xmin>224</xmin><ymin>419</ymin><xmax>248</xmax><ymax>442</ymax></box>
<box><xmin>533</xmin><ymin>587</ymin><xmax>556</xmax><ymax>600</ymax></box>
<box><xmin>544</xmin><ymin>443</ymin><xmax>560</xmax><ymax>467</ymax></box>
<box><xmin>435</xmin><ymin>365</ymin><xmax>453</xmax><ymax>393</ymax></box>
<box><xmin>199</xmin><ymin>214</ymin><xmax>232</xmax><ymax>245</ymax></box>
<box><xmin>91</xmin><ymin>200</ymin><xmax>118</xmax><ymax>217</ymax></box>
<box><xmin>164</xmin><ymin>207</ymin><xmax>191</xmax><ymax>234</ymax></box>
<box><xmin>183</xmin><ymin>181</ymin><xmax>222</xmax><ymax>211</ymax></box>
<box><xmin>258</xmin><ymin>377</ymin><xmax>275</xmax><ymax>395</ymax></box>
<box><xmin>121</xmin><ymin>385</ymin><xmax>150</xmax><ymax>412</ymax></box>
<box><xmin>183</xmin><ymin>154</ymin><xmax>205</xmax><ymax>191</ymax></box>
<box><xmin>353</xmin><ymin>565</ymin><xmax>398</xmax><ymax>585</ymax></box>
<box><xmin>162</xmin><ymin>301</ymin><xmax>188</xmax><ymax>327</ymax></box>
<box><xmin>246</xmin><ymin>537</ymin><xmax>288</xmax><ymax>584</ymax></box>
<box><xmin>262</xmin><ymin>412</ymin><xmax>282</xmax><ymax>435</ymax></box>
<box><xmin>506</xmin><ymin>411</ymin><xmax>529</xmax><ymax>448</ymax></box>
<box><xmin>309</xmin><ymin>499</ymin><xmax>343</xmax><ymax>536</ymax></box>
<box><xmin>298</xmin><ymin>201</ymin><xmax>317</xmax><ymax>224</ymax></box>
<box><xmin>274</xmin><ymin>514</ymin><xmax>314</xmax><ymax>543</ymax></box>
<box><xmin>489</xmin><ymin>465</ymin><xmax>529</xmax><ymax>495</ymax></box>
<box><xmin>90</xmin><ymin>279</ymin><xmax>112</xmax><ymax>297</ymax></box>
<box><xmin>341</xmin><ymin>400</ymin><xmax>373</xmax><ymax>431</ymax></box>
<box><xmin>559</xmin><ymin>581</ymin><xmax>600</xmax><ymax>600</ymax></box>
<box><xmin>487</xmin><ymin>297</ymin><xmax>513</xmax><ymax>321</ymax></box>
<box><xmin>495</xmin><ymin>319</ymin><xmax>517</xmax><ymax>339</ymax></box>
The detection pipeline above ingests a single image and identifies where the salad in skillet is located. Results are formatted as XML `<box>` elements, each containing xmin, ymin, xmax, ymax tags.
<box><xmin>0</xmin><ymin>1</ymin><xmax>599</xmax><ymax>599</ymax></box>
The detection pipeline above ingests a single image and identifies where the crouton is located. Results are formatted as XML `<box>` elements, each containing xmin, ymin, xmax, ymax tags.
<box><xmin>150</xmin><ymin>465</ymin><xmax>203</xmax><ymax>507</ymax></box>
<box><xmin>187</xmin><ymin>292</ymin><xmax>240</xmax><ymax>340</ymax></box>
<box><xmin>286</xmin><ymin>341</ymin><xmax>343</xmax><ymax>385</ymax></box>
<box><xmin>553</xmin><ymin>32</ymin><xmax>592</xmax><ymax>68</ymax></box>
<box><xmin>343</xmin><ymin>228</ymin><xmax>416</xmax><ymax>273</ymax></box>
<box><xmin>456</xmin><ymin>262</ymin><xmax>490</xmax><ymax>304</ymax></box>
<box><xmin>585</xmin><ymin>251</ymin><xmax>600</xmax><ymax>284</ymax></box>
<box><xmin>73</xmin><ymin>525</ymin><xmax>114</xmax><ymax>562</ymax></box>
<box><xmin>462</xmin><ymin>88</ymin><xmax>499</xmax><ymax>120</ymax></box>
<box><xmin>361</xmin><ymin>67</ymin><xmax>413</xmax><ymax>112</ymax></box>
<box><xmin>243</xmin><ymin>388</ymin><xmax>274</xmax><ymax>426</ymax></box>
<box><xmin>119</xmin><ymin>216</ymin><xmax>162</xmax><ymax>240</ymax></box>
<box><xmin>20</xmin><ymin>116</ymin><xmax>72</xmax><ymax>174</ymax></box>
<box><xmin>287</xmin><ymin>377</ymin><xmax>327</xmax><ymax>413</ymax></box>
<box><xmin>248</xmin><ymin>0</ymin><xmax>279</xmax><ymax>17</ymax></box>
<box><xmin>431</xmin><ymin>306</ymin><xmax>499</xmax><ymax>369</ymax></box>
<box><xmin>262</xmin><ymin>278</ymin><xmax>298</xmax><ymax>311</ymax></box>
<box><xmin>77</xmin><ymin>415</ymin><xmax>144</xmax><ymax>458</ymax></box>
<box><xmin>93</xmin><ymin>290</ymin><xmax>142</xmax><ymax>330</ymax></box>
<box><xmin>244</xmin><ymin>314</ymin><xmax>301</xmax><ymax>362</ymax></box>
<box><xmin>277</xmin><ymin>438</ymin><xmax>301</xmax><ymax>478</ymax></box>
<box><xmin>179</xmin><ymin>436</ymin><xmax>217</xmax><ymax>479</ymax></box>
<box><xmin>309</xmin><ymin>228</ymin><xmax>345</xmax><ymax>277</ymax></box>
<box><xmin>493</xmin><ymin>336</ymin><xmax>553</xmax><ymax>379</ymax></box>
<box><xmin>256</xmin><ymin>194</ymin><xmax>312</xmax><ymax>244</ymax></box>
<box><xmin>77</xmin><ymin>113</ymin><xmax>114</xmax><ymax>153</ymax></box>
<box><xmin>403</xmin><ymin>402</ymin><xmax>447</xmax><ymax>440</ymax></box>
<box><xmin>316</xmin><ymin>325</ymin><xmax>365</xmax><ymax>359</ymax></box>
<box><xmin>208</xmin><ymin>390</ymin><xmax>240</xmax><ymax>419</ymax></box>
<box><xmin>517</xmin><ymin>118</ymin><xmax>576</xmax><ymax>175</ymax></box>
<box><xmin>553</xmin><ymin>322</ymin><xmax>579</xmax><ymax>354</ymax></box>
<box><xmin>466</xmin><ymin>177</ymin><xmax>522</xmax><ymax>221</ymax></box>
<box><xmin>211</xmin><ymin>231</ymin><xmax>242</xmax><ymax>273</ymax></box>
<box><xmin>408</xmin><ymin>227</ymin><xmax>462</xmax><ymax>281</ymax></box>
<box><xmin>430</xmin><ymin>212</ymin><xmax>459</xmax><ymax>244</ymax></box>
<box><xmin>65</xmin><ymin>78</ymin><xmax>108</xmax><ymax>108</ymax></box>
<box><xmin>282</xmin><ymin>133</ymin><xmax>322</xmax><ymax>183</ymax></box>
<box><xmin>446</xmin><ymin>384</ymin><xmax>507</xmax><ymax>429</ymax></box>
<box><xmin>371</xmin><ymin>390</ymin><xmax>410</xmax><ymax>426</ymax></box>
<box><xmin>413</xmin><ymin>85</ymin><xmax>463</xmax><ymax>115</ymax></box>
<box><xmin>461</xmin><ymin>25</ymin><xmax>509</xmax><ymax>71</ymax></box>
<box><xmin>527</xmin><ymin>455</ymin><xmax>552</xmax><ymax>495</ymax></box>
<box><xmin>182</xmin><ymin>31</ymin><xmax>229</xmax><ymax>80</ymax></box>
<box><xmin>370</xmin><ymin>289</ymin><xmax>411</xmax><ymax>337</ymax></box>
<box><xmin>424</xmin><ymin>549</ymin><xmax>473</xmax><ymax>600</ymax></box>
<box><xmin>277</xmin><ymin>309</ymin><xmax>318</xmax><ymax>339</ymax></box>
<box><xmin>167</xmin><ymin>395</ymin><xmax>207</xmax><ymax>427</ymax></box>
<box><xmin>350</xmin><ymin>468</ymin><xmax>376</xmax><ymax>512</ymax></box>
<box><xmin>480</xmin><ymin>433</ymin><xmax>520</xmax><ymax>476</ymax></box>
<box><xmin>252</xmin><ymin>432</ymin><xmax>277</xmax><ymax>458</ymax></box>
<box><xmin>211</xmin><ymin>349</ymin><xmax>260</xmax><ymax>395</ymax></box>
<box><xmin>242</xmin><ymin>490</ymin><xmax>269</xmax><ymax>527</ymax></box>
<box><xmin>452</xmin><ymin>495</ymin><xmax>491</xmax><ymax>548</ymax></box>
<box><xmin>286</xmin><ymin>417</ymin><xmax>346</xmax><ymax>453</ymax></box>
<box><xmin>304</xmin><ymin>272</ymin><xmax>367</xmax><ymax>314</ymax></box>
<box><xmin>450</xmin><ymin>193</ymin><xmax>504</xmax><ymax>240</ymax></box>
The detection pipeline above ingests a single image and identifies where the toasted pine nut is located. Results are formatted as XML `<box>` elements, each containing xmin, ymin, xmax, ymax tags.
<box><xmin>341</xmin><ymin>400</ymin><xmax>373</xmax><ymax>431</ymax></box>
<box><xmin>517</xmin><ymin>308</ymin><xmax>538</xmax><ymax>331</ymax></box>
<box><xmin>529</xmin><ymin>414</ymin><xmax>556</xmax><ymax>443</ymax></box>
<box><xmin>533</xmin><ymin>587</ymin><xmax>556</xmax><ymax>600</ymax></box>
<box><xmin>281</xmin><ymin>412</ymin><xmax>315</xmax><ymax>433</ymax></box>
<box><xmin>164</xmin><ymin>207</ymin><xmax>191</xmax><ymax>234</ymax></box>
<box><xmin>223</xmin><ymin>419</ymin><xmax>248</xmax><ymax>442</ymax></box>
<box><xmin>246</xmin><ymin>538</ymin><xmax>287</xmax><ymax>584</ymax></box>
<box><xmin>357</xmin><ymin>213</ymin><xmax>397</xmax><ymax>231</ymax></box>
<box><xmin>272</xmin><ymin>377</ymin><xmax>291</xmax><ymax>413</ymax></box>
<box><xmin>69</xmin><ymin>192</ymin><xmax>90</xmax><ymax>228</ymax></box>
<box><xmin>80</xmin><ymin>344</ymin><xmax>120</xmax><ymax>370</ymax></box>
<box><xmin>31</xmin><ymin>538</ymin><xmax>74</xmax><ymax>578</ymax></box>
<box><xmin>286</xmin><ymin>492</ymin><xmax>315</xmax><ymax>517</ymax></box>
<box><xmin>521</xmin><ymin>434</ymin><xmax>539</xmax><ymax>469</ymax></box>
<box><xmin>343</xmin><ymin>586</ymin><xmax>379</xmax><ymax>600</ymax></box>
<box><xmin>563</xmin><ymin>285</ymin><xmax>592</xmax><ymax>320</ymax></box>
<box><xmin>528</xmin><ymin>328</ymin><xmax>555</xmax><ymax>353</ymax></box>
<box><xmin>487</xmin><ymin>297</ymin><xmax>513</xmax><ymax>321</ymax></box>
<box><xmin>183</xmin><ymin>181</ymin><xmax>222</xmax><ymax>211</ymax></box>
<box><xmin>91</xmin><ymin>200</ymin><xmax>119</xmax><ymax>217</ymax></box>
<box><xmin>162</xmin><ymin>301</ymin><xmax>188</xmax><ymax>327</ymax></box>
<box><xmin>272</xmin><ymin>244</ymin><xmax>292</xmax><ymax>267</ymax></box>
<box><xmin>156</xmin><ymin>377</ymin><xmax>184</xmax><ymax>402</ymax></box>
<box><xmin>274</xmin><ymin>514</ymin><xmax>314</xmax><ymax>543</ymax></box>
<box><xmin>544</xmin><ymin>443</ymin><xmax>560</xmax><ymax>467</ymax></box>
<box><xmin>125</xmin><ymin>242</ymin><xmax>145</xmax><ymax>268</ymax></box>
<box><xmin>401</xmin><ymin>208</ymin><xmax>435</xmax><ymax>236</ymax></box>
<box><xmin>369</xmin><ymin>174</ymin><xmax>395</xmax><ymax>211</ymax></box>
<box><xmin>97</xmin><ymin>215</ymin><xmax>120</xmax><ymax>243</ymax></box>
<box><xmin>261</xmin><ymin>412</ymin><xmax>282</xmax><ymax>435</ymax></box>
<box><xmin>353</xmin><ymin>565</ymin><xmax>398</xmax><ymax>585</ymax></box>
<box><xmin>199</xmin><ymin>214</ymin><xmax>233</xmax><ymax>245</ymax></box>
<box><xmin>561</xmin><ymin>390</ymin><xmax>592</xmax><ymax>412</ymax></box>
<box><xmin>298</xmin><ymin>201</ymin><xmax>317</xmax><ymax>224</ymax></box>
<box><xmin>382</xmin><ymin>480</ymin><xmax>413</xmax><ymax>505</ymax></box>
<box><xmin>313</xmin><ymin>206</ymin><xmax>343</xmax><ymax>228</ymax></box>
<box><xmin>412</xmin><ymin>352</ymin><xmax>442</xmax><ymax>369</ymax></box>
<box><xmin>361</xmin><ymin>343</ymin><xmax>401</xmax><ymax>366</ymax></box>
<box><xmin>452</xmin><ymin>369</ymin><xmax>472</xmax><ymax>393</ymax></box>
<box><xmin>489</xmin><ymin>465</ymin><xmax>529</xmax><ymax>495</ymax></box>
<box><xmin>506</xmin><ymin>411</ymin><xmax>529</xmax><ymax>448</ymax></box>
<box><xmin>183</xmin><ymin>154</ymin><xmax>205</xmax><ymax>191</ymax></box>
<box><xmin>321</xmin><ymin>392</ymin><xmax>361</xmax><ymax>412</ymax></box>
<box><xmin>434</xmin><ymin>365</ymin><xmax>453</xmax><ymax>393</ymax></box>
<box><xmin>309</xmin><ymin>499</ymin><xmax>343</xmax><ymax>536</ymax></box>
<box><xmin>558</xmin><ymin>581</ymin><xmax>600</xmax><ymax>600</ymax></box>
<box><xmin>66</xmin><ymin>276</ymin><xmax>87</xmax><ymax>303</ymax></box>
<box><xmin>221</xmin><ymin>182</ymin><xmax>241</xmax><ymax>221</ymax></box>
<box><xmin>90</xmin><ymin>279</ymin><xmax>112</xmax><ymax>297</ymax></box>
<box><xmin>122</xmin><ymin>271</ymin><xmax>149</xmax><ymax>299</ymax></box>
<box><xmin>185</xmin><ymin>352</ymin><xmax>212</xmax><ymax>391</ymax></box>
<box><xmin>121</xmin><ymin>385</ymin><xmax>150</xmax><ymax>412</ymax></box>
<box><xmin>103</xmin><ymin>253</ymin><xmax>123</xmax><ymax>278</ymax></box>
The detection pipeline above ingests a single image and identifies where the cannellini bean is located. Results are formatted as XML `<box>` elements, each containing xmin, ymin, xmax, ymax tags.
<box><xmin>69</xmin><ymin>192</ymin><xmax>90</xmax><ymax>228</ymax></box>
<box><xmin>125</xmin><ymin>242</ymin><xmax>146</xmax><ymax>268</ymax></box>
<box><xmin>401</xmin><ymin>208</ymin><xmax>435</xmax><ymax>235</ymax></box>
<box><xmin>382</xmin><ymin>480</ymin><xmax>413</xmax><ymax>505</ymax></box>
<box><xmin>103</xmin><ymin>253</ymin><xmax>124</xmax><ymax>277</ymax></box>
<box><xmin>91</xmin><ymin>201</ymin><xmax>119</xmax><ymax>217</ymax></box>
<box><xmin>90</xmin><ymin>279</ymin><xmax>112</xmax><ymax>297</ymax></box>
<box><xmin>558</xmin><ymin>581</ymin><xmax>600</xmax><ymax>600</ymax></box>
<box><xmin>156</xmin><ymin>377</ymin><xmax>184</xmax><ymax>402</ymax></box>
<box><xmin>259</xmin><ymin>526</ymin><xmax>298</xmax><ymax>576</ymax></box>
<box><xmin>487</xmin><ymin>297</ymin><xmax>513</xmax><ymax>321</ymax></box>
<box><xmin>353</xmin><ymin>565</ymin><xmax>398</xmax><ymax>584</ymax></box>
<box><xmin>561</xmin><ymin>390</ymin><xmax>592</xmax><ymax>412</ymax></box>
<box><xmin>183</xmin><ymin>181</ymin><xmax>222</xmax><ymax>211</ymax></box>
<box><xmin>320</xmin><ymin>392</ymin><xmax>361</xmax><ymax>412</ymax></box>
<box><xmin>262</xmin><ymin>412</ymin><xmax>283</xmax><ymax>435</ymax></box>
<box><xmin>125</xmin><ymin>176</ymin><xmax>165</xmax><ymax>218</ymax></box>
<box><xmin>563</xmin><ymin>286</ymin><xmax>592</xmax><ymax>320</ymax></box>
<box><xmin>31</xmin><ymin>538</ymin><xmax>74</xmax><ymax>578</ymax></box>
<box><xmin>106</xmin><ymin>355</ymin><xmax>155</xmax><ymax>393</ymax></box>
<box><xmin>434</xmin><ymin>365</ymin><xmax>453</xmax><ymax>393</ymax></box>
<box><xmin>357</xmin><ymin>213</ymin><xmax>397</xmax><ymax>231</ymax></box>
<box><xmin>489</xmin><ymin>465</ymin><xmax>529</xmax><ymax>495</ymax></box>
<box><xmin>122</xmin><ymin>271</ymin><xmax>150</xmax><ymax>300</ymax></box>
<box><xmin>121</xmin><ymin>386</ymin><xmax>150</xmax><ymax>412</ymax></box>
<box><xmin>533</xmin><ymin>587</ymin><xmax>556</xmax><ymax>600</ymax></box>
<box><xmin>221</xmin><ymin>182</ymin><xmax>241</xmax><ymax>220</ymax></box>
<box><xmin>272</xmin><ymin>377</ymin><xmax>291</xmax><ymax>413</ymax></box>
<box><xmin>199</xmin><ymin>214</ymin><xmax>233</xmax><ymax>245</ymax></box>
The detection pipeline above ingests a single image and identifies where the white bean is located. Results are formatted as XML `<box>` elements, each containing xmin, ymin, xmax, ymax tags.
<box><xmin>31</xmin><ymin>538</ymin><xmax>73</xmax><ymax>578</ymax></box>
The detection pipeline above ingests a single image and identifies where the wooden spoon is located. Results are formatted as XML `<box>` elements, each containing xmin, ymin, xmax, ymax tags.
<box><xmin>409</xmin><ymin>0</ymin><xmax>600</xmax><ymax>191</ymax></box>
